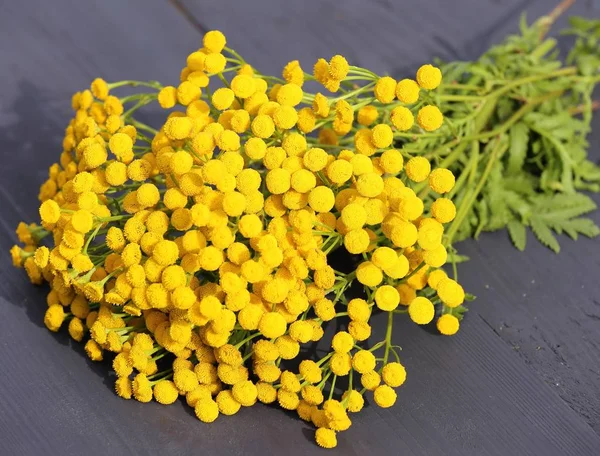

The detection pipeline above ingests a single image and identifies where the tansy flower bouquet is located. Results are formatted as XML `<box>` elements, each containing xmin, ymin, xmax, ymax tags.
<box><xmin>8</xmin><ymin>5</ymin><xmax>600</xmax><ymax>450</ymax></box>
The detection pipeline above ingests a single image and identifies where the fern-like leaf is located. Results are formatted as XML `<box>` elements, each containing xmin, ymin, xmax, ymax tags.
<box><xmin>526</xmin><ymin>193</ymin><xmax>600</xmax><ymax>252</ymax></box>
<box><xmin>507</xmin><ymin>220</ymin><xmax>527</xmax><ymax>251</ymax></box>
<box><xmin>530</xmin><ymin>217</ymin><xmax>561</xmax><ymax>253</ymax></box>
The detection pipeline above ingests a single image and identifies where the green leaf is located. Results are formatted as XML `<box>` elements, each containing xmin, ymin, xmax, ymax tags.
<box><xmin>568</xmin><ymin>16</ymin><xmax>597</xmax><ymax>33</ymax></box>
<box><xmin>508</xmin><ymin>122</ymin><xmax>529</xmax><ymax>174</ymax></box>
<box><xmin>530</xmin><ymin>217</ymin><xmax>561</xmax><ymax>253</ymax></box>
<box><xmin>525</xmin><ymin>194</ymin><xmax>598</xmax><ymax>252</ymax></box>
<box><xmin>533</xmin><ymin>193</ymin><xmax>597</xmax><ymax>220</ymax></box>
<box><xmin>507</xmin><ymin>220</ymin><xmax>527</xmax><ymax>251</ymax></box>
<box><xmin>450</xmin><ymin>305</ymin><xmax>469</xmax><ymax>320</ymax></box>
<box><xmin>576</xmin><ymin>55</ymin><xmax>600</xmax><ymax>76</ymax></box>
<box><xmin>560</xmin><ymin>218</ymin><xmax>600</xmax><ymax>240</ymax></box>
<box><xmin>519</xmin><ymin>13</ymin><xmax>529</xmax><ymax>35</ymax></box>
<box><xmin>448</xmin><ymin>253</ymin><xmax>470</xmax><ymax>264</ymax></box>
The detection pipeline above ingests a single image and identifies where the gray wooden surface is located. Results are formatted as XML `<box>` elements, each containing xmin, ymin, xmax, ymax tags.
<box><xmin>1</xmin><ymin>1</ymin><xmax>599</xmax><ymax>454</ymax></box>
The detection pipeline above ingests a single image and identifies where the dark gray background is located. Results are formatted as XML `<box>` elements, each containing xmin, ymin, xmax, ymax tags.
<box><xmin>1</xmin><ymin>1</ymin><xmax>600</xmax><ymax>455</ymax></box>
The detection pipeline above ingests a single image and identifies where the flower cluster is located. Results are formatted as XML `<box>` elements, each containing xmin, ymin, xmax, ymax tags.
<box><xmin>10</xmin><ymin>30</ymin><xmax>466</xmax><ymax>449</ymax></box>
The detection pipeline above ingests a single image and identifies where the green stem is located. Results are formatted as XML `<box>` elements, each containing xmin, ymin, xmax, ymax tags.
<box><xmin>328</xmin><ymin>375</ymin><xmax>338</xmax><ymax>400</ymax></box>
<box><xmin>383</xmin><ymin>311</ymin><xmax>394</xmax><ymax>365</ymax></box>
<box><xmin>446</xmin><ymin>136</ymin><xmax>505</xmax><ymax>245</ymax></box>
<box><xmin>108</xmin><ymin>80</ymin><xmax>163</xmax><ymax>90</ymax></box>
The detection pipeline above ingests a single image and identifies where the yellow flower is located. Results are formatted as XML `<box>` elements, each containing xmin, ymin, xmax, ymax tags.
<box><xmin>195</xmin><ymin>398</ymin><xmax>220</xmax><ymax>423</ymax></box>
<box><xmin>416</xmin><ymin>64</ymin><xmax>442</xmax><ymax>90</ymax></box>
<box><xmin>109</xmin><ymin>133</ymin><xmax>133</xmax><ymax>161</ymax></box>
<box><xmin>405</xmin><ymin>156</ymin><xmax>431</xmax><ymax>182</ymax></box>
<box><xmin>327</xmin><ymin>159</ymin><xmax>353</xmax><ymax>185</ymax></box>
<box><xmin>136</xmin><ymin>183</ymin><xmax>160</xmax><ymax>208</ymax></box>
<box><xmin>390</xmin><ymin>106</ymin><xmax>414</xmax><ymax>131</ymax></box>
<box><xmin>277</xmin><ymin>389</ymin><xmax>300</xmax><ymax>410</ymax></box>
<box><xmin>296</xmin><ymin>107</ymin><xmax>316</xmax><ymax>133</ymax></box>
<box><xmin>329</xmin><ymin>55</ymin><xmax>349</xmax><ymax>80</ymax></box>
<box><xmin>280</xmin><ymin>370</ymin><xmax>302</xmax><ymax>393</ymax></box>
<box><xmin>373</xmin><ymin>384</ymin><xmax>397</xmax><ymax>408</ymax></box>
<box><xmin>214</xmin><ymin>390</ymin><xmax>240</xmax><ymax>415</ymax></box>
<box><xmin>283</xmin><ymin>60</ymin><xmax>304</xmax><ymax>86</ymax></box>
<box><xmin>177</xmin><ymin>81</ymin><xmax>202</xmax><ymax>105</ymax></box>
<box><xmin>276</xmin><ymin>83</ymin><xmax>303</xmax><ymax>107</ymax></box>
<box><xmin>382</xmin><ymin>362</ymin><xmax>406</xmax><ymax>387</ymax></box>
<box><xmin>251</xmin><ymin>114</ymin><xmax>275</xmax><ymax>139</ymax></box>
<box><xmin>312</xmin><ymin>93</ymin><xmax>330</xmax><ymax>117</ymax></box>
<box><xmin>343</xmin><ymin>229</ymin><xmax>370</xmax><ymax>254</ymax></box>
<box><xmin>352</xmin><ymin>350</ymin><xmax>376</xmax><ymax>374</ymax></box>
<box><xmin>437</xmin><ymin>314</ymin><xmax>460</xmax><ymax>335</ymax></box>
<box><xmin>371</xmin><ymin>124</ymin><xmax>393</xmax><ymax>149</ymax></box>
<box><xmin>158</xmin><ymin>86</ymin><xmax>177</xmax><ymax>109</ymax></box>
<box><xmin>331</xmin><ymin>331</ymin><xmax>353</xmax><ymax>353</ymax></box>
<box><xmin>152</xmin><ymin>239</ymin><xmax>179</xmax><ymax>266</ymax></box>
<box><xmin>374</xmin><ymin>285</ymin><xmax>400</xmax><ymax>311</ymax></box>
<box><xmin>85</xmin><ymin>339</ymin><xmax>103</xmax><ymax>362</ymax></box>
<box><xmin>429</xmin><ymin>168</ymin><xmax>455</xmax><ymax>194</ymax></box>
<box><xmin>417</xmin><ymin>105</ymin><xmax>444</xmax><ymax>131</ymax></box>
<box><xmin>437</xmin><ymin>278</ymin><xmax>465</xmax><ymax>308</ymax></box>
<box><xmin>90</xmin><ymin>78</ymin><xmax>109</xmax><ymax>100</ymax></box>
<box><xmin>343</xmin><ymin>389</ymin><xmax>365</xmax><ymax>413</ymax></box>
<box><xmin>232</xmin><ymin>380</ymin><xmax>258</xmax><ymax>406</ymax></box>
<box><xmin>423</xmin><ymin>244</ymin><xmax>447</xmax><ymax>268</ymax></box>
<box><xmin>356</xmin><ymin>172</ymin><xmax>384</xmax><ymax>198</ymax></box>
<box><xmin>230</xmin><ymin>74</ymin><xmax>256</xmax><ymax>99</ymax></box>
<box><xmin>356</xmin><ymin>105</ymin><xmax>378</xmax><ymax>126</ymax></box>
<box><xmin>374</xmin><ymin>76</ymin><xmax>396</xmax><ymax>104</ymax></box>
<box><xmin>408</xmin><ymin>296</ymin><xmax>435</xmax><ymax>324</ymax></box>
<box><xmin>115</xmin><ymin>377</ymin><xmax>132</xmax><ymax>399</ymax></box>
<box><xmin>275</xmin><ymin>335</ymin><xmax>300</xmax><ymax>360</ymax></box>
<box><xmin>259</xmin><ymin>312</ymin><xmax>287</xmax><ymax>339</ymax></box>
<box><xmin>34</xmin><ymin>246</ymin><xmax>50</xmax><ymax>268</ymax></box>
<box><xmin>44</xmin><ymin>304</ymin><xmax>65</xmax><ymax>332</ymax></box>
<box><xmin>315</xmin><ymin>427</ymin><xmax>337</xmax><ymax>449</ymax></box>
<box><xmin>256</xmin><ymin>382</ymin><xmax>277</xmax><ymax>404</ymax></box>
<box><xmin>272</xmin><ymin>105</ymin><xmax>298</xmax><ymax>130</ymax></box>
<box><xmin>265</xmin><ymin>168</ymin><xmax>291</xmax><ymax>195</ymax></box>
<box><xmin>39</xmin><ymin>200</ymin><xmax>61</xmax><ymax>225</ymax></box>
<box><xmin>212</xmin><ymin>87</ymin><xmax>235</xmax><ymax>111</ymax></box>
<box><xmin>356</xmin><ymin>261</ymin><xmax>383</xmax><ymax>287</ymax></box>
<box><xmin>417</xmin><ymin>219</ymin><xmax>443</xmax><ymax>251</ymax></box>
<box><xmin>174</xmin><ymin>369</ymin><xmax>200</xmax><ymax>393</ymax></box>
<box><xmin>360</xmin><ymin>370</ymin><xmax>381</xmax><ymax>391</ymax></box>
<box><xmin>395</xmin><ymin>78</ymin><xmax>420</xmax><ymax>104</ymax></box>
<box><xmin>203</xmin><ymin>30</ymin><xmax>226</xmax><ymax>53</ymax></box>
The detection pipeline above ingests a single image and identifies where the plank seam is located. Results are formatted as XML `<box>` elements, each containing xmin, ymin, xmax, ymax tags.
<box><xmin>168</xmin><ymin>0</ymin><xmax>207</xmax><ymax>35</ymax></box>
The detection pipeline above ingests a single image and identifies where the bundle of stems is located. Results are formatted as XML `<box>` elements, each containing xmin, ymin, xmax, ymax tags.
<box><xmin>409</xmin><ymin>1</ymin><xmax>600</xmax><ymax>253</ymax></box>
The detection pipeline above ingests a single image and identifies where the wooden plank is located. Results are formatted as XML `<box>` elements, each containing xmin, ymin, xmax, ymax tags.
<box><xmin>176</xmin><ymin>0</ymin><xmax>593</xmax><ymax>76</ymax></box>
<box><xmin>457</xmin><ymin>185</ymin><xmax>600</xmax><ymax>435</ymax></box>
<box><xmin>1</xmin><ymin>0</ymin><xmax>600</xmax><ymax>455</ymax></box>
<box><xmin>2</xmin><ymin>292</ymin><xmax>600</xmax><ymax>455</ymax></box>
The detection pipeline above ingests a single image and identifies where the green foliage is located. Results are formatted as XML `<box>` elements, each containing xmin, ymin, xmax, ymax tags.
<box><xmin>407</xmin><ymin>14</ymin><xmax>600</xmax><ymax>253</ymax></box>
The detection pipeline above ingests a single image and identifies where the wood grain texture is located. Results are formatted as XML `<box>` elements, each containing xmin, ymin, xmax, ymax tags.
<box><xmin>1</xmin><ymin>0</ymin><xmax>600</xmax><ymax>455</ymax></box>
<box><xmin>176</xmin><ymin>0</ymin><xmax>591</xmax><ymax>75</ymax></box>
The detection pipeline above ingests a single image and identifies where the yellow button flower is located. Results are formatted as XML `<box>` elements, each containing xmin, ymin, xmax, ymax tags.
<box><xmin>417</xmin><ymin>105</ymin><xmax>444</xmax><ymax>131</ymax></box>
<box><xmin>395</xmin><ymin>78</ymin><xmax>420</xmax><ymax>104</ymax></box>
<box><xmin>405</xmin><ymin>156</ymin><xmax>431</xmax><ymax>182</ymax></box>
<box><xmin>374</xmin><ymin>76</ymin><xmax>396</xmax><ymax>104</ymax></box>
<box><xmin>390</xmin><ymin>106</ymin><xmax>414</xmax><ymax>131</ymax></box>
<box><xmin>408</xmin><ymin>296</ymin><xmax>435</xmax><ymax>324</ymax></box>
<box><xmin>416</xmin><ymin>64</ymin><xmax>442</xmax><ymax>90</ymax></box>
<box><xmin>437</xmin><ymin>278</ymin><xmax>465</xmax><ymax>308</ymax></box>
